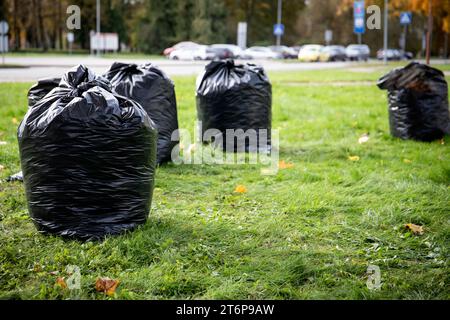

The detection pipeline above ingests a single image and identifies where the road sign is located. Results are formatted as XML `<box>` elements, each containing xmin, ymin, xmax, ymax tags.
<box><xmin>67</xmin><ymin>32</ymin><xmax>75</xmax><ymax>43</ymax></box>
<box><xmin>325</xmin><ymin>30</ymin><xmax>333</xmax><ymax>45</ymax></box>
<box><xmin>237</xmin><ymin>22</ymin><xmax>247</xmax><ymax>49</ymax></box>
<box><xmin>354</xmin><ymin>1</ymin><xmax>365</xmax><ymax>34</ymax></box>
<box><xmin>400</xmin><ymin>12</ymin><xmax>412</xmax><ymax>25</ymax></box>
<box><xmin>273</xmin><ymin>23</ymin><xmax>285</xmax><ymax>37</ymax></box>
<box><xmin>0</xmin><ymin>20</ymin><xmax>9</xmax><ymax>35</ymax></box>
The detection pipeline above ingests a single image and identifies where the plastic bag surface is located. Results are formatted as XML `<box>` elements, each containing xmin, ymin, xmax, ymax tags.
<box><xmin>18</xmin><ymin>65</ymin><xmax>157</xmax><ymax>240</ymax></box>
<box><xmin>104</xmin><ymin>62</ymin><xmax>179</xmax><ymax>164</ymax></box>
<box><xmin>196</xmin><ymin>60</ymin><xmax>272</xmax><ymax>152</ymax></box>
<box><xmin>378</xmin><ymin>62</ymin><xmax>449</xmax><ymax>141</ymax></box>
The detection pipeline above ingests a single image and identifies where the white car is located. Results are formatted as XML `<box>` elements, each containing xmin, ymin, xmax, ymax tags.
<box><xmin>242</xmin><ymin>46</ymin><xmax>281</xmax><ymax>60</ymax></box>
<box><xmin>169</xmin><ymin>45</ymin><xmax>215</xmax><ymax>61</ymax></box>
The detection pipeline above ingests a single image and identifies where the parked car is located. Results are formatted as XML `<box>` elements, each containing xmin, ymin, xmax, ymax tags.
<box><xmin>169</xmin><ymin>45</ymin><xmax>215</xmax><ymax>61</ymax></box>
<box><xmin>298</xmin><ymin>45</ymin><xmax>324</xmax><ymax>62</ymax></box>
<box><xmin>268</xmin><ymin>46</ymin><xmax>298</xmax><ymax>59</ymax></box>
<box><xmin>346</xmin><ymin>44</ymin><xmax>370</xmax><ymax>61</ymax></box>
<box><xmin>319</xmin><ymin>45</ymin><xmax>347</xmax><ymax>62</ymax></box>
<box><xmin>291</xmin><ymin>46</ymin><xmax>302</xmax><ymax>55</ymax></box>
<box><xmin>377</xmin><ymin>49</ymin><xmax>413</xmax><ymax>61</ymax></box>
<box><xmin>163</xmin><ymin>41</ymin><xmax>200</xmax><ymax>57</ymax></box>
<box><xmin>242</xmin><ymin>46</ymin><xmax>281</xmax><ymax>60</ymax></box>
<box><xmin>210</xmin><ymin>44</ymin><xmax>248</xmax><ymax>59</ymax></box>
<box><xmin>208</xmin><ymin>46</ymin><xmax>234</xmax><ymax>60</ymax></box>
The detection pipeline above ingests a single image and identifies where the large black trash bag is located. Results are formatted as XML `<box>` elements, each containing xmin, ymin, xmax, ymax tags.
<box><xmin>196</xmin><ymin>60</ymin><xmax>272</xmax><ymax>152</ymax></box>
<box><xmin>104</xmin><ymin>62</ymin><xmax>179</xmax><ymax>164</ymax></box>
<box><xmin>28</xmin><ymin>77</ymin><xmax>61</xmax><ymax>107</ymax></box>
<box><xmin>18</xmin><ymin>65</ymin><xmax>158</xmax><ymax>240</ymax></box>
<box><xmin>377</xmin><ymin>62</ymin><xmax>449</xmax><ymax>141</ymax></box>
<box><xmin>7</xmin><ymin>78</ymin><xmax>64</xmax><ymax>183</ymax></box>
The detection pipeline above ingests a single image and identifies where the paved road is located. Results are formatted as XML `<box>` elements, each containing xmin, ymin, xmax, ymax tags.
<box><xmin>0</xmin><ymin>56</ymin><xmax>351</xmax><ymax>82</ymax></box>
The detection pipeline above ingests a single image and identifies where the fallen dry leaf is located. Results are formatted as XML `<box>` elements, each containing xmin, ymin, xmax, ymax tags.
<box><xmin>0</xmin><ymin>164</ymin><xmax>5</xmax><ymax>171</ymax></box>
<box><xmin>358</xmin><ymin>134</ymin><xmax>370</xmax><ymax>144</ymax></box>
<box><xmin>56</xmin><ymin>277</ymin><xmax>67</xmax><ymax>289</ymax></box>
<box><xmin>95</xmin><ymin>277</ymin><xmax>120</xmax><ymax>296</ymax></box>
<box><xmin>439</xmin><ymin>139</ymin><xmax>445</xmax><ymax>145</ymax></box>
<box><xmin>348</xmin><ymin>155</ymin><xmax>360</xmax><ymax>162</ymax></box>
<box><xmin>403</xmin><ymin>159</ymin><xmax>412</xmax><ymax>164</ymax></box>
<box><xmin>11</xmin><ymin>118</ymin><xmax>18</xmax><ymax>125</ymax></box>
<box><xmin>404</xmin><ymin>223</ymin><xmax>424</xmax><ymax>236</ymax></box>
<box><xmin>0</xmin><ymin>141</ymin><xmax>7</xmax><ymax>146</ymax></box>
<box><xmin>234</xmin><ymin>185</ymin><xmax>247</xmax><ymax>193</ymax></box>
<box><xmin>279</xmin><ymin>160</ymin><xmax>294</xmax><ymax>169</ymax></box>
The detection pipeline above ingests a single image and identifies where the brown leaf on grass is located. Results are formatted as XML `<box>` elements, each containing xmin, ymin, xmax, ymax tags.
<box><xmin>234</xmin><ymin>185</ymin><xmax>247</xmax><ymax>193</ymax></box>
<box><xmin>404</xmin><ymin>223</ymin><xmax>424</xmax><ymax>235</ymax></box>
<box><xmin>56</xmin><ymin>277</ymin><xmax>67</xmax><ymax>289</ymax></box>
<box><xmin>95</xmin><ymin>277</ymin><xmax>120</xmax><ymax>296</ymax></box>
<box><xmin>279</xmin><ymin>160</ymin><xmax>294</xmax><ymax>169</ymax></box>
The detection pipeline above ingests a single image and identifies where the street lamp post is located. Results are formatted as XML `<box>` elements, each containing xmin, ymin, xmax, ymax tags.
<box><xmin>383</xmin><ymin>0</ymin><xmax>388</xmax><ymax>65</ymax></box>
<box><xmin>426</xmin><ymin>0</ymin><xmax>433</xmax><ymax>65</ymax></box>
<box><xmin>276</xmin><ymin>0</ymin><xmax>283</xmax><ymax>46</ymax></box>
<box><xmin>96</xmin><ymin>0</ymin><xmax>101</xmax><ymax>56</ymax></box>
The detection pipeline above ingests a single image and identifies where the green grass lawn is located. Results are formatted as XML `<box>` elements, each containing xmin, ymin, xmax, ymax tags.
<box><xmin>0</xmin><ymin>66</ymin><xmax>449</xmax><ymax>300</ymax></box>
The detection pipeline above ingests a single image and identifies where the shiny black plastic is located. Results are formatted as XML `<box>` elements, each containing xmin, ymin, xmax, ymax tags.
<box><xmin>378</xmin><ymin>62</ymin><xmax>449</xmax><ymax>141</ymax></box>
<box><xmin>196</xmin><ymin>60</ymin><xmax>272</xmax><ymax>152</ymax></box>
<box><xmin>104</xmin><ymin>63</ymin><xmax>179</xmax><ymax>164</ymax></box>
<box><xmin>18</xmin><ymin>65</ymin><xmax>157</xmax><ymax>240</ymax></box>
<box><xmin>28</xmin><ymin>77</ymin><xmax>61</xmax><ymax>107</ymax></box>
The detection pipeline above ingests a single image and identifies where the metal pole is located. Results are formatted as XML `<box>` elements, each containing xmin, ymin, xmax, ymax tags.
<box><xmin>383</xmin><ymin>0</ymin><xmax>388</xmax><ymax>65</ymax></box>
<box><xmin>96</xmin><ymin>0</ymin><xmax>101</xmax><ymax>56</ymax></box>
<box><xmin>426</xmin><ymin>0</ymin><xmax>433</xmax><ymax>65</ymax></box>
<box><xmin>358</xmin><ymin>33</ymin><xmax>362</xmax><ymax>45</ymax></box>
<box><xmin>276</xmin><ymin>0</ymin><xmax>282</xmax><ymax>46</ymax></box>
<box><xmin>402</xmin><ymin>24</ymin><xmax>407</xmax><ymax>52</ymax></box>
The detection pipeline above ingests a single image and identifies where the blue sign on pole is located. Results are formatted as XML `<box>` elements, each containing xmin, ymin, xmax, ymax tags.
<box><xmin>273</xmin><ymin>23</ymin><xmax>285</xmax><ymax>37</ymax></box>
<box><xmin>400</xmin><ymin>12</ymin><xmax>412</xmax><ymax>25</ymax></box>
<box><xmin>354</xmin><ymin>1</ymin><xmax>365</xmax><ymax>34</ymax></box>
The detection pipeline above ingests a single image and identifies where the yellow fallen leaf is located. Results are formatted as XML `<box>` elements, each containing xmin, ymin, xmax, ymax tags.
<box><xmin>56</xmin><ymin>277</ymin><xmax>67</xmax><ymax>289</ymax></box>
<box><xmin>11</xmin><ymin>118</ymin><xmax>18</xmax><ymax>125</ymax></box>
<box><xmin>404</xmin><ymin>223</ymin><xmax>424</xmax><ymax>235</ymax></box>
<box><xmin>0</xmin><ymin>164</ymin><xmax>5</xmax><ymax>171</ymax></box>
<box><xmin>279</xmin><ymin>160</ymin><xmax>294</xmax><ymax>169</ymax></box>
<box><xmin>348</xmin><ymin>155</ymin><xmax>360</xmax><ymax>162</ymax></box>
<box><xmin>403</xmin><ymin>159</ymin><xmax>412</xmax><ymax>164</ymax></box>
<box><xmin>358</xmin><ymin>133</ymin><xmax>370</xmax><ymax>144</ymax></box>
<box><xmin>234</xmin><ymin>185</ymin><xmax>247</xmax><ymax>193</ymax></box>
<box><xmin>95</xmin><ymin>277</ymin><xmax>120</xmax><ymax>296</ymax></box>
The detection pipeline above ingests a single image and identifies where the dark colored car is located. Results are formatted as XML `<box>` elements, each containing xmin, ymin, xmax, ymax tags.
<box><xmin>319</xmin><ymin>45</ymin><xmax>347</xmax><ymax>62</ymax></box>
<box><xmin>268</xmin><ymin>46</ymin><xmax>298</xmax><ymax>59</ymax></box>
<box><xmin>207</xmin><ymin>46</ymin><xmax>234</xmax><ymax>60</ymax></box>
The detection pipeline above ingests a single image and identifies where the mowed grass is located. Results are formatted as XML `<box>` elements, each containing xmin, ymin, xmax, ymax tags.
<box><xmin>0</xmin><ymin>65</ymin><xmax>449</xmax><ymax>300</ymax></box>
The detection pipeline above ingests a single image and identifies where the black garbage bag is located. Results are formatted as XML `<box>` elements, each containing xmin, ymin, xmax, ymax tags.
<box><xmin>196</xmin><ymin>60</ymin><xmax>272</xmax><ymax>152</ymax></box>
<box><xmin>377</xmin><ymin>62</ymin><xmax>449</xmax><ymax>141</ymax></box>
<box><xmin>104</xmin><ymin>62</ymin><xmax>179</xmax><ymax>164</ymax></box>
<box><xmin>18</xmin><ymin>65</ymin><xmax>158</xmax><ymax>240</ymax></box>
<box><xmin>28</xmin><ymin>77</ymin><xmax>61</xmax><ymax>107</ymax></box>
